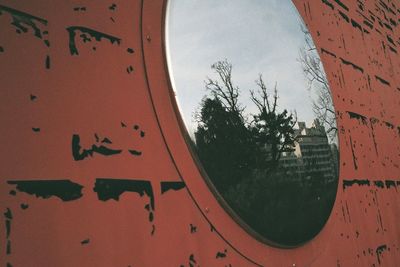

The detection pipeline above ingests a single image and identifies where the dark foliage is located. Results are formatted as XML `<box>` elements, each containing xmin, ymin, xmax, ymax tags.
<box><xmin>193</xmin><ymin>60</ymin><xmax>337</xmax><ymax>246</ymax></box>
<box><xmin>195</xmin><ymin>98</ymin><xmax>256</xmax><ymax>190</ymax></box>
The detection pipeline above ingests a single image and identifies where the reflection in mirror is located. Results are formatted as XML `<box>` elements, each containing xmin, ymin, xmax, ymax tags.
<box><xmin>167</xmin><ymin>0</ymin><xmax>339</xmax><ymax>246</ymax></box>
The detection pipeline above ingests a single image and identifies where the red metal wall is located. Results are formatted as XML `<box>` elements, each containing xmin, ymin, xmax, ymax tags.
<box><xmin>0</xmin><ymin>0</ymin><xmax>399</xmax><ymax>266</ymax></box>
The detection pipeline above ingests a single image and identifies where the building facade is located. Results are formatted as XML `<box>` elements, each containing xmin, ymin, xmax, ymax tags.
<box><xmin>280</xmin><ymin>119</ymin><xmax>338</xmax><ymax>183</ymax></box>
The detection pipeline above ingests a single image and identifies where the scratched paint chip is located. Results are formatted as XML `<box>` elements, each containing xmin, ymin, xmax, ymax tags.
<box><xmin>66</xmin><ymin>26</ymin><xmax>121</xmax><ymax>55</ymax></box>
<box><xmin>7</xmin><ymin>180</ymin><xmax>84</xmax><ymax>201</ymax></box>
<box><xmin>127</xmin><ymin>65</ymin><xmax>134</xmax><ymax>73</ymax></box>
<box><xmin>81</xmin><ymin>238</ymin><xmax>90</xmax><ymax>245</ymax></box>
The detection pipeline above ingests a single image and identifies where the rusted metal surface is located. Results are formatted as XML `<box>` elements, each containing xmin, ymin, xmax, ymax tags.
<box><xmin>0</xmin><ymin>0</ymin><xmax>399</xmax><ymax>266</ymax></box>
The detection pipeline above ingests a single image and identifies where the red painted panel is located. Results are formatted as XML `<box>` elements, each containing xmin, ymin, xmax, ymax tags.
<box><xmin>0</xmin><ymin>0</ymin><xmax>399</xmax><ymax>266</ymax></box>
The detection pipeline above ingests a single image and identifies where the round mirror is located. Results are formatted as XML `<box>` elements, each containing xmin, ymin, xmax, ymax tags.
<box><xmin>166</xmin><ymin>0</ymin><xmax>339</xmax><ymax>247</ymax></box>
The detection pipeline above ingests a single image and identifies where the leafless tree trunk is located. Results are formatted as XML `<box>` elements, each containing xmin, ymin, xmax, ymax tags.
<box><xmin>298</xmin><ymin>26</ymin><xmax>337</xmax><ymax>142</ymax></box>
<box><xmin>250</xmin><ymin>75</ymin><xmax>297</xmax><ymax>167</ymax></box>
<box><xmin>250</xmin><ymin>74</ymin><xmax>278</xmax><ymax>115</ymax></box>
<box><xmin>205</xmin><ymin>59</ymin><xmax>245</xmax><ymax>118</ymax></box>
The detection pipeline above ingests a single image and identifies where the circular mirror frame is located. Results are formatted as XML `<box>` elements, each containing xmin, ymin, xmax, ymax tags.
<box><xmin>142</xmin><ymin>0</ymin><xmax>341</xmax><ymax>264</ymax></box>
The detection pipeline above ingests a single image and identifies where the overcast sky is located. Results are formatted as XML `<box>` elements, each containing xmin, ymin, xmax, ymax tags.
<box><xmin>166</xmin><ymin>0</ymin><xmax>318</xmax><ymax>135</ymax></box>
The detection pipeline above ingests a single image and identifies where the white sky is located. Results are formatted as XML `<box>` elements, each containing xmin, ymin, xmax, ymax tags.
<box><xmin>166</xmin><ymin>0</ymin><xmax>317</xmax><ymax>135</ymax></box>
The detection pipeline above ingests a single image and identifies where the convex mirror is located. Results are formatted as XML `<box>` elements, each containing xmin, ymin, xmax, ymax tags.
<box><xmin>166</xmin><ymin>0</ymin><xmax>339</xmax><ymax>247</ymax></box>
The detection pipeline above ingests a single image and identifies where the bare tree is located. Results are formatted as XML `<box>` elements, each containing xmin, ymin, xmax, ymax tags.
<box><xmin>194</xmin><ymin>60</ymin><xmax>257</xmax><ymax>191</ymax></box>
<box><xmin>250</xmin><ymin>75</ymin><xmax>278</xmax><ymax>115</ymax></box>
<box><xmin>204</xmin><ymin>59</ymin><xmax>245</xmax><ymax>118</ymax></box>
<box><xmin>298</xmin><ymin>26</ymin><xmax>337</xmax><ymax>142</ymax></box>
<box><xmin>250</xmin><ymin>75</ymin><xmax>298</xmax><ymax>170</ymax></box>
